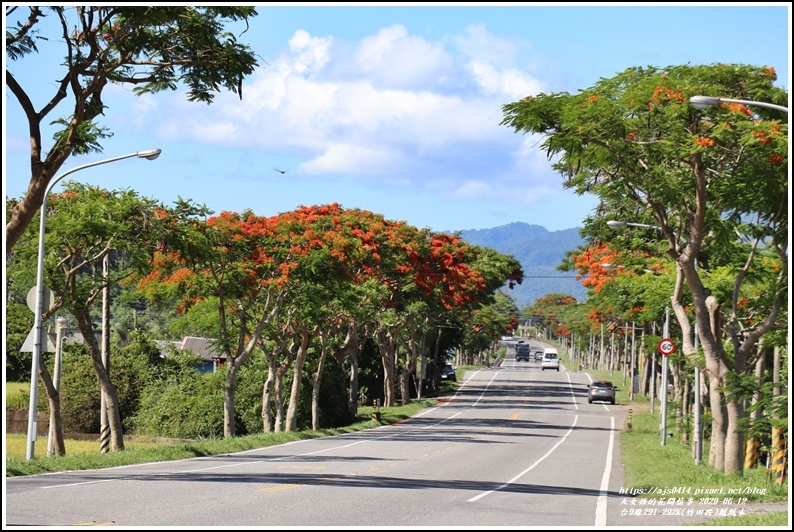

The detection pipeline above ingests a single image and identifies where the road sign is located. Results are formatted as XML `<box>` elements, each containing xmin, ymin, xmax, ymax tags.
<box><xmin>20</xmin><ymin>328</ymin><xmax>56</xmax><ymax>353</ymax></box>
<box><xmin>26</xmin><ymin>286</ymin><xmax>54</xmax><ymax>313</ymax></box>
<box><xmin>658</xmin><ymin>338</ymin><xmax>676</xmax><ymax>356</ymax></box>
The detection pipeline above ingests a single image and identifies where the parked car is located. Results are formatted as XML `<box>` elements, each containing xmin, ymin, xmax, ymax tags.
<box><xmin>588</xmin><ymin>380</ymin><xmax>616</xmax><ymax>404</ymax></box>
<box><xmin>440</xmin><ymin>364</ymin><xmax>457</xmax><ymax>381</ymax></box>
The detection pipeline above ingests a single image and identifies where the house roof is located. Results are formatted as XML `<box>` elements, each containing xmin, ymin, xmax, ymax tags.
<box><xmin>179</xmin><ymin>336</ymin><xmax>224</xmax><ymax>362</ymax></box>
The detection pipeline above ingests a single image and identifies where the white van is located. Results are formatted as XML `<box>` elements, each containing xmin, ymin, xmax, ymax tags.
<box><xmin>541</xmin><ymin>348</ymin><xmax>560</xmax><ymax>372</ymax></box>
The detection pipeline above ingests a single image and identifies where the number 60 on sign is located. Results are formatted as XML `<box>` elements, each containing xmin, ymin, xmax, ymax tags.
<box><xmin>658</xmin><ymin>338</ymin><xmax>676</xmax><ymax>356</ymax></box>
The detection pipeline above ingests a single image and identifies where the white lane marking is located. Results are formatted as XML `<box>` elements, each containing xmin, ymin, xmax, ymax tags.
<box><xmin>40</xmin><ymin>408</ymin><xmax>471</xmax><ymax>490</ymax></box>
<box><xmin>447</xmin><ymin>367</ymin><xmax>503</xmax><ymax>408</ymax></box>
<box><xmin>595</xmin><ymin>415</ymin><xmax>616</xmax><ymax>526</ymax></box>
<box><xmin>468</xmin><ymin>415</ymin><xmax>578</xmax><ymax>502</ymax></box>
<box><xmin>567</xmin><ymin>371</ymin><xmax>581</xmax><ymax>410</ymax></box>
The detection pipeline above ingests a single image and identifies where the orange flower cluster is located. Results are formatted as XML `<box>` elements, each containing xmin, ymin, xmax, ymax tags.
<box><xmin>763</xmin><ymin>66</ymin><xmax>777</xmax><ymax>80</ymax></box>
<box><xmin>587</xmin><ymin>95</ymin><xmax>598</xmax><ymax>102</ymax></box>
<box><xmin>753</xmin><ymin>130</ymin><xmax>772</xmax><ymax>144</ymax></box>
<box><xmin>694</xmin><ymin>137</ymin><xmax>715</xmax><ymax>147</ymax></box>
<box><xmin>571</xmin><ymin>242</ymin><xmax>624</xmax><ymax>294</ymax></box>
<box><xmin>728</xmin><ymin>103</ymin><xmax>753</xmax><ymax>116</ymax></box>
<box><xmin>652</xmin><ymin>86</ymin><xmax>685</xmax><ymax>103</ymax></box>
<box><xmin>768</xmin><ymin>154</ymin><xmax>784</xmax><ymax>164</ymax></box>
<box><xmin>626</xmin><ymin>132</ymin><xmax>636</xmax><ymax>141</ymax></box>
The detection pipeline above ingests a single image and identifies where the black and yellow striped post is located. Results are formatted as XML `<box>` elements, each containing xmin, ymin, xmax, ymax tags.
<box><xmin>744</xmin><ymin>437</ymin><xmax>760</xmax><ymax>470</ymax></box>
<box><xmin>771</xmin><ymin>428</ymin><xmax>787</xmax><ymax>486</ymax></box>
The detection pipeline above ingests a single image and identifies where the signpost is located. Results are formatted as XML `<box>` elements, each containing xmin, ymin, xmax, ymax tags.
<box><xmin>659</xmin><ymin>308</ymin><xmax>674</xmax><ymax>446</ymax></box>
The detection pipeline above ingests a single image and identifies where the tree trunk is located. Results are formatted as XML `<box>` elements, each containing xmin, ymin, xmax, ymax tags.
<box><xmin>74</xmin><ymin>308</ymin><xmax>124</xmax><ymax>451</ymax></box>
<box><xmin>723</xmin><ymin>391</ymin><xmax>745</xmax><ymax>475</ymax></box>
<box><xmin>342</xmin><ymin>323</ymin><xmax>363</xmax><ymax>420</ymax></box>
<box><xmin>399</xmin><ymin>324</ymin><xmax>418</xmax><ymax>405</ymax></box>
<box><xmin>707</xmin><ymin>374</ymin><xmax>726</xmax><ymax>471</ymax></box>
<box><xmin>39</xmin><ymin>363</ymin><xmax>66</xmax><ymax>455</ymax></box>
<box><xmin>286</xmin><ymin>323</ymin><xmax>312</xmax><ymax>432</ymax></box>
<box><xmin>223</xmin><ymin>362</ymin><xmax>238</xmax><ymax>438</ymax></box>
<box><xmin>262</xmin><ymin>354</ymin><xmax>276</xmax><ymax>433</ymax></box>
<box><xmin>311</xmin><ymin>330</ymin><xmax>330</xmax><ymax>431</ymax></box>
<box><xmin>374</xmin><ymin>327</ymin><xmax>398</xmax><ymax>407</ymax></box>
<box><xmin>274</xmin><ymin>365</ymin><xmax>286</xmax><ymax>432</ymax></box>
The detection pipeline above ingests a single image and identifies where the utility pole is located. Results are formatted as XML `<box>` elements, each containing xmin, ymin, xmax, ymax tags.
<box><xmin>630</xmin><ymin>321</ymin><xmax>636</xmax><ymax>401</ymax></box>
<box><xmin>693</xmin><ymin>323</ymin><xmax>702</xmax><ymax>464</ymax></box>
<box><xmin>661</xmin><ymin>307</ymin><xmax>670</xmax><ymax>446</ymax></box>
<box><xmin>100</xmin><ymin>254</ymin><xmax>110</xmax><ymax>453</ymax></box>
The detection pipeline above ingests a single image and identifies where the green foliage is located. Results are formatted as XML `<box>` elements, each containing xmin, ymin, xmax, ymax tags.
<box><xmin>58</xmin><ymin>343</ymin><xmax>102</xmax><ymax>433</ymax></box>
<box><xmin>234</xmin><ymin>361</ymin><xmax>266</xmax><ymax>435</ymax></box>
<box><xmin>5</xmin><ymin>6</ymin><xmax>261</xmax><ymax>253</ymax></box>
<box><xmin>133</xmin><ymin>364</ymin><xmax>225</xmax><ymax>439</ymax></box>
<box><xmin>4</xmin><ymin>300</ymin><xmax>33</xmax><ymax>381</ymax></box>
<box><xmin>111</xmin><ymin>332</ymin><xmax>165</xmax><ymax>431</ymax></box>
<box><xmin>49</xmin><ymin>116</ymin><xmax>112</xmax><ymax>155</ymax></box>
<box><xmin>314</xmin><ymin>354</ymin><xmax>355</xmax><ymax>427</ymax></box>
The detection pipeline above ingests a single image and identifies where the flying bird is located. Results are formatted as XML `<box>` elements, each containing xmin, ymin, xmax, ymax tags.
<box><xmin>274</xmin><ymin>168</ymin><xmax>289</xmax><ymax>174</ymax></box>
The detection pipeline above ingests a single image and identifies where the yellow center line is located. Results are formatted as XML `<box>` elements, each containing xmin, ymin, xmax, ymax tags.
<box><xmin>258</xmin><ymin>483</ymin><xmax>304</xmax><ymax>492</ymax></box>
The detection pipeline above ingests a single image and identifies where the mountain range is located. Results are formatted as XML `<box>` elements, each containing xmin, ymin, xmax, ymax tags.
<box><xmin>454</xmin><ymin>222</ymin><xmax>587</xmax><ymax>308</ymax></box>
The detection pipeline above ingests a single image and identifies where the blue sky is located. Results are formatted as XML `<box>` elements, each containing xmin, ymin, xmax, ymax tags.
<box><xmin>4</xmin><ymin>3</ymin><xmax>791</xmax><ymax>233</ymax></box>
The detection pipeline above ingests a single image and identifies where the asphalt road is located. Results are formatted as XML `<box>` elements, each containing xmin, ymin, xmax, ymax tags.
<box><xmin>5</xmin><ymin>340</ymin><xmax>773</xmax><ymax>528</ymax></box>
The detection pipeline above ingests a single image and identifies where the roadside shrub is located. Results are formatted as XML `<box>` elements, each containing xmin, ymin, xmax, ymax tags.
<box><xmin>133</xmin><ymin>366</ymin><xmax>225</xmax><ymax>439</ymax></box>
<box><xmin>235</xmin><ymin>360</ymin><xmax>266</xmax><ymax>435</ymax></box>
<box><xmin>56</xmin><ymin>332</ymin><xmax>163</xmax><ymax>434</ymax></box>
<box><xmin>58</xmin><ymin>344</ymin><xmax>102</xmax><ymax>433</ymax></box>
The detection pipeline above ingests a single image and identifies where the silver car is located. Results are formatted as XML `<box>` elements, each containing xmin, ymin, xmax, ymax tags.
<box><xmin>588</xmin><ymin>380</ymin><xmax>616</xmax><ymax>404</ymax></box>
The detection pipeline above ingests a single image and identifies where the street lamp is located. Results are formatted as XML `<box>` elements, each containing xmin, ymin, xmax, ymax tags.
<box><xmin>26</xmin><ymin>148</ymin><xmax>161</xmax><ymax>461</ymax></box>
<box><xmin>606</xmin><ymin>220</ymin><xmax>662</xmax><ymax>231</ymax></box>
<box><xmin>690</xmin><ymin>95</ymin><xmax>789</xmax><ymax>113</ymax></box>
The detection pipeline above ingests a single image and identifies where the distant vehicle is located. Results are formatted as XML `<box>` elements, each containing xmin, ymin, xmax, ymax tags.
<box><xmin>588</xmin><ymin>380</ymin><xmax>616</xmax><ymax>404</ymax></box>
<box><xmin>516</xmin><ymin>344</ymin><xmax>531</xmax><ymax>362</ymax></box>
<box><xmin>534</xmin><ymin>351</ymin><xmax>543</xmax><ymax>361</ymax></box>
<box><xmin>516</xmin><ymin>339</ymin><xmax>526</xmax><ymax>344</ymax></box>
<box><xmin>541</xmin><ymin>348</ymin><xmax>560</xmax><ymax>371</ymax></box>
<box><xmin>440</xmin><ymin>364</ymin><xmax>457</xmax><ymax>382</ymax></box>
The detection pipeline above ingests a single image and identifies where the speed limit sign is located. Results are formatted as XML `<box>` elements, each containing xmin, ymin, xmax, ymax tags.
<box><xmin>658</xmin><ymin>338</ymin><xmax>676</xmax><ymax>356</ymax></box>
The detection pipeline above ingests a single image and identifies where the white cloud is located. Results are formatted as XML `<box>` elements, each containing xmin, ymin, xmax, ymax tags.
<box><xmin>288</xmin><ymin>29</ymin><xmax>333</xmax><ymax>74</ymax></box>
<box><xmin>134</xmin><ymin>23</ymin><xmax>559</xmax><ymax>206</ymax></box>
<box><xmin>467</xmin><ymin>61</ymin><xmax>545</xmax><ymax>100</ymax></box>
<box><xmin>300</xmin><ymin>142</ymin><xmax>406</xmax><ymax>177</ymax></box>
<box><xmin>451</xmin><ymin>24</ymin><xmax>519</xmax><ymax>66</ymax></box>
<box><xmin>352</xmin><ymin>25</ymin><xmax>453</xmax><ymax>89</ymax></box>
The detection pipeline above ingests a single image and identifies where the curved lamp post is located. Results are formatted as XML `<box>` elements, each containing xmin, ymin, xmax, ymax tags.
<box><xmin>690</xmin><ymin>95</ymin><xmax>789</xmax><ymax>113</ymax></box>
<box><xmin>26</xmin><ymin>148</ymin><xmax>162</xmax><ymax>461</ymax></box>
<box><xmin>606</xmin><ymin>220</ymin><xmax>661</xmax><ymax>231</ymax></box>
